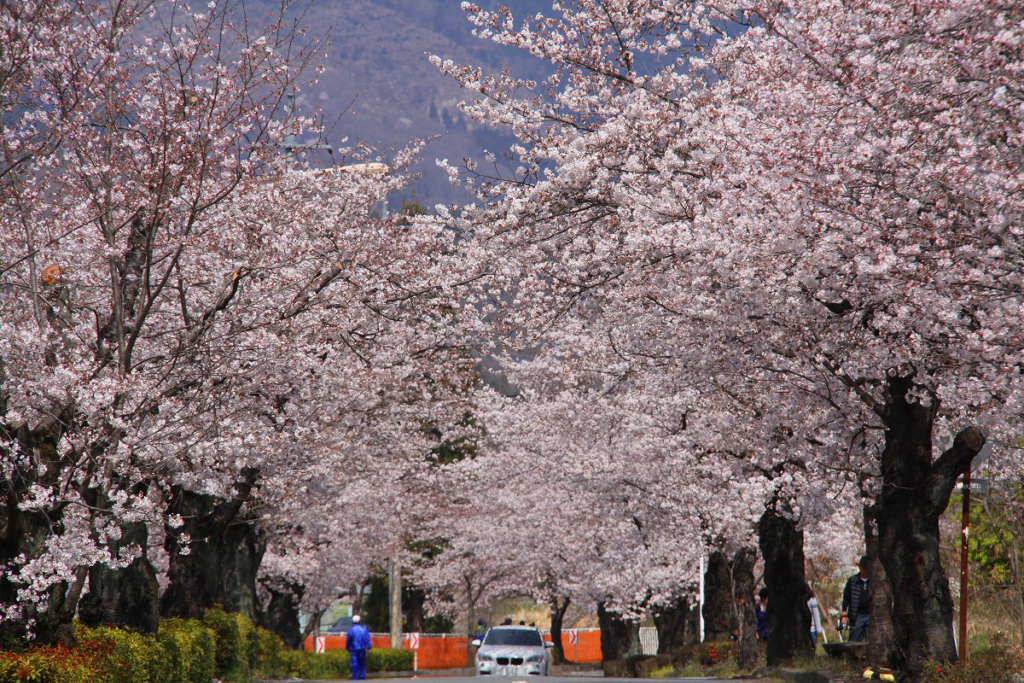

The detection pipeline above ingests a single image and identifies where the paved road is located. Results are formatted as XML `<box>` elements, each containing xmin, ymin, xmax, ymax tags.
<box><xmin>298</xmin><ymin>677</ymin><xmax>771</xmax><ymax>683</ymax></box>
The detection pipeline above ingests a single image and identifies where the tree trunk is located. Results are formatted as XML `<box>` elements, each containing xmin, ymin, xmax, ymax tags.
<box><xmin>352</xmin><ymin>582</ymin><xmax>365</xmax><ymax>617</ymax></box>
<box><xmin>876</xmin><ymin>373</ymin><xmax>984</xmax><ymax>677</ymax></box>
<box><xmin>597</xmin><ymin>601</ymin><xmax>634</xmax><ymax>662</ymax></box>
<box><xmin>549</xmin><ymin>596</ymin><xmax>570</xmax><ymax>664</ymax></box>
<box><xmin>465</xmin><ymin>584</ymin><xmax>477</xmax><ymax>661</ymax></box>
<box><xmin>405</xmin><ymin>586</ymin><xmax>426</xmax><ymax>633</ymax></box>
<box><xmin>160</xmin><ymin>467</ymin><xmax>265</xmax><ymax>621</ymax></box>
<box><xmin>702</xmin><ymin>551</ymin><xmax>738</xmax><ymax>642</ymax></box>
<box><xmin>652</xmin><ymin>595</ymin><xmax>694</xmax><ymax>653</ymax></box>
<box><xmin>0</xmin><ymin>427</ymin><xmax>79</xmax><ymax>646</ymax></box>
<box><xmin>260</xmin><ymin>580</ymin><xmax>304</xmax><ymax>648</ymax></box>
<box><xmin>864</xmin><ymin>504</ymin><xmax>894</xmax><ymax>666</ymax></box>
<box><xmin>758</xmin><ymin>501</ymin><xmax>812</xmax><ymax>666</ymax></box>
<box><xmin>78</xmin><ymin>519</ymin><xmax>159</xmax><ymax>633</ymax></box>
<box><xmin>732</xmin><ymin>547</ymin><xmax>760</xmax><ymax>671</ymax></box>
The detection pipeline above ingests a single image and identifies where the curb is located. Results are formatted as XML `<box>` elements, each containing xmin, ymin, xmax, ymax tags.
<box><xmin>257</xmin><ymin>662</ymin><xmax>605</xmax><ymax>681</ymax></box>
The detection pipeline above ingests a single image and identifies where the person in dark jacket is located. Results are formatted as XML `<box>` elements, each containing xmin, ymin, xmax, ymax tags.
<box><xmin>346</xmin><ymin>615</ymin><xmax>373</xmax><ymax>679</ymax></box>
<box><xmin>841</xmin><ymin>555</ymin><xmax>872</xmax><ymax>642</ymax></box>
<box><xmin>755</xmin><ymin>588</ymin><xmax>769</xmax><ymax>641</ymax></box>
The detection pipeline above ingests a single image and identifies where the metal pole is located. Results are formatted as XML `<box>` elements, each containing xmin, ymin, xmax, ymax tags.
<box><xmin>699</xmin><ymin>555</ymin><xmax>705</xmax><ymax>643</ymax></box>
<box><xmin>958</xmin><ymin>470</ymin><xmax>971</xmax><ymax>662</ymax></box>
<box><xmin>389</xmin><ymin>557</ymin><xmax>402</xmax><ymax>649</ymax></box>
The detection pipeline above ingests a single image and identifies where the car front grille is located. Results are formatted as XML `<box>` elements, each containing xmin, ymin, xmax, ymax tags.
<box><xmin>495</xmin><ymin>657</ymin><xmax>524</xmax><ymax>665</ymax></box>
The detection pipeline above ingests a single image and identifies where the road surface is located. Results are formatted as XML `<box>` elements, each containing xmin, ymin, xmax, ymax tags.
<box><xmin>288</xmin><ymin>677</ymin><xmax>771</xmax><ymax>683</ymax></box>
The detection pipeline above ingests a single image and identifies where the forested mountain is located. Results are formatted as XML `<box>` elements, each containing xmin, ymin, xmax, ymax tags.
<box><xmin>281</xmin><ymin>0</ymin><xmax>553</xmax><ymax>204</ymax></box>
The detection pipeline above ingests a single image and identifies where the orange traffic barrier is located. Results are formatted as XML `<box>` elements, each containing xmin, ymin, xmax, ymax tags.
<box><xmin>558</xmin><ymin>629</ymin><xmax>602</xmax><ymax>663</ymax></box>
<box><xmin>415</xmin><ymin>635</ymin><xmax>470</xmax><ymax>669</ymax></box>
<box><xmin>303</xmin><ymin>629</ymin><xmax>602</xmax><ymax>667</ymax></box>
<box><xmin>303</xmin><ymin>633</ymin><xmax>470</xmax><ymax>669</ymax></box>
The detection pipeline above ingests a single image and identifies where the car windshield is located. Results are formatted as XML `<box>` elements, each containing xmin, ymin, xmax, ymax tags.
<box><xmin>484</xmin><ymin>629</ymin><xmax>543</xmax><ymax>647</ymax></box>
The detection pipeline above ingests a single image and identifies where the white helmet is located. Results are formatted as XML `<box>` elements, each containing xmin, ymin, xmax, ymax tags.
<box><xmin>352</xmin><ymin>615</ymin><xmax>361</xmax><ymax>623</ymax></box>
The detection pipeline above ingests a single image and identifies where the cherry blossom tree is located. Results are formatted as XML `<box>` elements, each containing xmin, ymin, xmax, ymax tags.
<box><xmin>0</xmin><ymin>0</ymin><xmax>470</xmax><ymax>644</ymax></box>
<box><xmin>430</xmin><ymin>0</ymin><xmax>1022</xmax><ymax>675</ymax></box>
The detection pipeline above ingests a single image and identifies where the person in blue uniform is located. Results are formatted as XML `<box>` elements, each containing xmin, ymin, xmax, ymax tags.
<box><xmin>346</xmin><ymin>615</ymin><xmax>373</xmax><ymax>679</ymax></box>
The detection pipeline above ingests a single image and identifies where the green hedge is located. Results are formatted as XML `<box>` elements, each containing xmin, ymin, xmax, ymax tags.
<box><xmin>0</xmin><ymin>614</ymin><xmax>413</xmax><ymax>683</ymax></box>
<box><xmin>75</xmin><ymin>625</ymin><xmax>167</xmax><ymax>683</ymax></box>
<box><xmin>0</xmin><ymin>647</ymin><xmax>93</xmax><ymax>683</ymax></box>
<box><xmin>201</xmin><ymin>608</ymin><xmax>257</xmax><ymax>682</ymax></box>
<box><xmin>368</xmin><ymin>648</ymin><xmax>414</xmax><ymax>672</ymax></box>
<box><xmin>160</xmin><ymin>618</ymin><xmax>216</xmax><ymax>683</ymax></box>
<box><xmin>253</xmin><ymin>627</ymin><xmax>287</xmax><ymax>678</ymax></box>
<box><xmin>266</xmin><ymin>647</ymin><xmax>413</xmax><ymax>680</ymax></box>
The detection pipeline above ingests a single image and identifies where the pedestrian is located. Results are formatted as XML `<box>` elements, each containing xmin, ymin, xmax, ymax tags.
<box><xmin>841</xmin><ymin>555</ymin><xmax>872</xmax><ymax>642</ymax></box>
<box><xmin>806</xmin><ymin>583</ymin><xmax>825</xmax><ymax>646</ymax></box>
<box><xmin>501</xmin><ymin>616</ymin><xmax>513</xmax><ymax>625</ymax></box>
<box><xmin>755</xmin><ymin>588</ymin><xmax>769</xmax><ymax>641</ymax></box>
<box><xmin>346</xmin><ymin>614</ymin><xmax>373</xmax><ymax>680</ymax></box>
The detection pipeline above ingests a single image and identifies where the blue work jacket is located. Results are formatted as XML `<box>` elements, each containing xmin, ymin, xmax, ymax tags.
<box><xmin>346</xmin><ymin>623</ymin><xmax>373</xmax><ymax>651</ymax></box>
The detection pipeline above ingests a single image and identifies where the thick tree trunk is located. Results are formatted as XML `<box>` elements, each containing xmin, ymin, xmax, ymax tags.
<box><xmin>0</xmin><ymin>427</ymin><xmax>80</xmax><ymax>646</ymax></box>
<box><xmin>405</xmin><ymin>586</ymin><xmax>426</xmax><ymax>633</ymax></box>
<box><xmin>549</xmin><ymin>596</ymin><xmax>570</xmax><ymax>663</ymax></box>
<box><xmin>78</xmin><ymin>519</ymin><xmax>159</xmax><ymax>633</ymax></box>
<box><xmin>876</xmin><ymin>374</ymin><xmax>983</xmax><ymax>677</ymax></box>
<box><xmin>758</xmin><ymin>501</ymin><xmax>812</xmax><ymax>666</ymax></box>
<box><xmin>597</xmin><ymin>601</ymin><xmax>636</xmax><ymax>662</ymax></box>
<box><xmin>863</xmin><ymin>504</ymin><xmax>894</xmax><ymax>666</ymax></box>
<box><xmin>702</xmin><ymin>551</ymin><xmax>738</xmax><ymax>642</ymax></box>
<box><xmin>652</xmin><ymin>595</ymin><xmax>694</xmax><ymax>653</ymax></box>
<box><xmin>160</xmin><ymin>467</ymin><xmax>265</xmax><ymax>621</ymax></box>
<box><xmin>731</xmin><ymin>547</ymin><xmax>759</xmax><ymax>671</ymax></box>
<box><xmin>260</xmin><ymin>580</ymin><xmax>304</xmax><ymax>648</ymax></box>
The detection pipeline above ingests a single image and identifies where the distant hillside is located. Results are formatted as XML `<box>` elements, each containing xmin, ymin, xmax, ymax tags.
<box><xmin>278</xmin><ymin>0</ymin><xmax>554</xmax><ymax>206</ymax></box>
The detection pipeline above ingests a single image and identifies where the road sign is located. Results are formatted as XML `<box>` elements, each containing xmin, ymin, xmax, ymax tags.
<box><xmin>568</xmin><ymin>629</ymin><xmax>579</xmax><ymax>645</ymax></box>
<box><xmin>407</xmin><ymin>632</ymin><xmax>420</xmax><ymax>649</ymax></box>
<box><xmin>315</xmin><ymin>636</ymin><xmax>326</xmax><ymax>654</ymax></box>
<box><xmin>956</xmin><ymin>478</ymin><xmax>991</xmax><ymax>496</ymax></box>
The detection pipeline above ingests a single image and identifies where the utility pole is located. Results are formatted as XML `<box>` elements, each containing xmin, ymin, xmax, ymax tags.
<box><xmin>699</xmin><ymin>555</ymin><xmax>705</xmax><ymax>643</ymax></box>
<box><xmin>389</xmin><ymin>557</ymin><xmax>402</xmax><ymax>649</ymax></box>
<box><xmin>959</xmin><ymin>469</ymin><xmax>971</xmax><ymax>663</ymax></box>
<box><xmin>281</xmin><ymin>92</ymin><xmax>333</xmax><ymax>169</ymax></box>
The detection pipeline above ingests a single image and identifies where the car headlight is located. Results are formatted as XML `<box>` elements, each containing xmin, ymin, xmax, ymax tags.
<box><xmin>477</xmin><ymin>654</ymin><xmax>494</xmax><ymax>662</ymax></box>
<box><xmin>526</xmin><ymin>654</ymin><xmax>544</xmax><ymax>663</ymax></box>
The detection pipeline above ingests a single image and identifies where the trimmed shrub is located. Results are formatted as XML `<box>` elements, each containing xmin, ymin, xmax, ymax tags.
<box><xmin>253</xmin><ymin>627</ymin><xmax>287</xmax><ymax>679</ymax></box>
<box><xmin>160</xmin><ymin>618</ymin><xmax>216</xmax><ymax>683</ymax></box>
<box><xmin>0</xmin><ymin>616</ymin><xmax>412</xmax><ymax>683</ymax></box>
<box><xmin>367</xmin><ymin>648</ymin><xmax>414</xmax><ymax>673</ymax></box>
<box><xmin>202</xmin><ymin>607</ymin><xmax>257</xmax><ymax>682</ymax></box>
<box><xmin>0</xmin><ymin>646</ymin><xmax>93</xmax><ymax>683</ymax></box>
<box><xmin>76</xmin><ymin>625</ymin><xmax>170</xmax><ymax>683</ymax></box>
<box><xmin>296</xmin><ymin>650</ymin><xmax>350</xmax><ymax>679</ymax></box>
<box><xmin>275</xmin><ymin>648</ymin><xmax>306</xmax><ymax>678</ymax></box>
<box><xmin>277</xmin><ymin>647</ymin><xmax>413</xmax><ymax>680</ymax></box>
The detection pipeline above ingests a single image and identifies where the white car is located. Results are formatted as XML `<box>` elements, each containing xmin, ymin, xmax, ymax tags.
<box><xmin>473</xmin><ymin>625</ymin><xmax>554</xmax><ymax>676</ymax></box>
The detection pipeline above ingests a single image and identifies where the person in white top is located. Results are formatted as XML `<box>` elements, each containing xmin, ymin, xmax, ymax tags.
<box><xmin>806</xmin><ymin>583</ymin><xmax>826</xmax><ymax>646</ymax></box>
